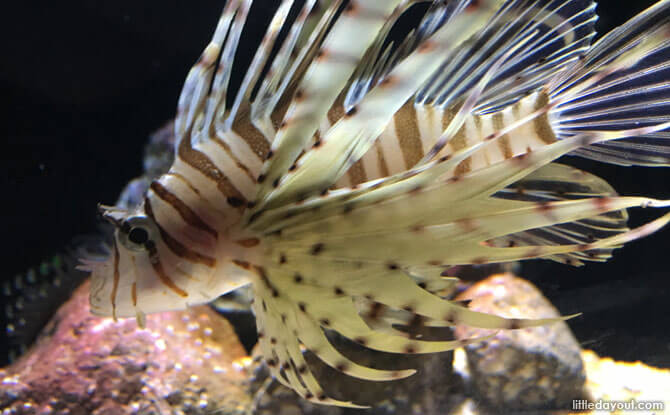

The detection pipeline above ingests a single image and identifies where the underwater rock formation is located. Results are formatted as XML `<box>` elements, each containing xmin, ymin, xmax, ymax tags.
<box><xmin>453</xmin><ymin>273</ymin><xmax>585</xmax><ymax>410</ymax></box>
<box><xmin>250</xmin><ymin>339</ymin><xmax>463</xmax><ymax>415</ymax></box>
<box><xmin>2</xmin><ymin>271</ymin><xmax>669</xmax><ymax>415</ymax></box>
<box><xmin>0</xmin><ymin>281</ymin><xmax>252</xmax><ymax>415</ymax></box>
<box><xmin>449</xmin><ymin>349</ymin><xmax>670</xmax><ymax>415</ymax></box>
<box><xmin>248</xmin><ymin>273</ymin><xmax>585</xmax><ymax>414</ymax></box>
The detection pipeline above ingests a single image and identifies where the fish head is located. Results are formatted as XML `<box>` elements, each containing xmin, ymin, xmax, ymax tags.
<box><xmin>84</xmin><ymin>203</ymin><xmax>207</xmax><ymax>322</ymax></box>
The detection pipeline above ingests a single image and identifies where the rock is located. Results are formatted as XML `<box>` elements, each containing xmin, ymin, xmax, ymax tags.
<box><xmin>453</xmin><ymin>273</ymin><xmax>585</xmax><ymax>410</ymax></box>
<box><xmin>0</xmin><ymin>280</ymin><xmax>253</xmax><ymax>415</ymax></box>
<box><xmin>250</xmin><ymin>331</ymin><xmax>468</xmax><ymax>415</ymax></box>
<box><xmin>450</xmin><ymin>350</ymin><xmax>670</xmax><ymax>415</ymax></box>
<box><xmin>3</xmin><ymin>272</ymin><xmax>665</xmax><ymax>415</ymax></box>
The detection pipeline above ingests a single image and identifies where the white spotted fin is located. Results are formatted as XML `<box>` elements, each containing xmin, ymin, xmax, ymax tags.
<box><xmin>252</xmin><ymin>1</ymin><xmax>416</xmax><ymax>210</ymax></box>
<box><xmin>491</xmin><ymin>162</ymin><xmax>629</xmax><ymax>265</ymax></box>
<box><xmin>253</xmin><ymin>0</ymin><xmax>505</xmax><ymax>208</ymax></box>
<box><xmin>252</xmin><ymin>118</ymin><xmax>670</xmax><ymax>406</ymax></box>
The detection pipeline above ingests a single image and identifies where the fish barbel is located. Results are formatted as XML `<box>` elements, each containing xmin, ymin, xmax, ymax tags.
<box><xmin>82</xmin><ymin>0</ymin><xmax>670</xmax><ymax>407</ymax></box>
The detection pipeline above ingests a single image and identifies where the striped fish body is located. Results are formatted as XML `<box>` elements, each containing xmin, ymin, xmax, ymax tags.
<box><xmin>336</xmin><ymin>91</ymin><xmax>557</xmax><ymax>186</ymax></box>
<box><xmin>84</xmin><ymin>0</ymin><xmax>670</xmax><ymax>407</ymax></box>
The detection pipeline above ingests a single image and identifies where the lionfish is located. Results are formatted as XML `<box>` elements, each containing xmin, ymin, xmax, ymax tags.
<box><xmin>83</xmin><ymin>0</ymin><xmax>670</xmax><ymax>407</ymax></box>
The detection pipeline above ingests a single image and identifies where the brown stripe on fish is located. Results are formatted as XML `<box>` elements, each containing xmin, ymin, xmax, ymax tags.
<box><xmin>230</xmin><ymin>102</ymin><xmax>271</xmax><ymax>158</ymax></box>
<box><xmin>149</xmin><ymin>181</ymin><xmax>218</xmax><ymax>238</ymax></box>
<box><xmin>455</xmin><ymin>157</ymin><xmax>472</xmax><ymax>175</ymax></box>
<box><xmin>212</xmin><ymin>137</ymin><xmax>257</xmax><ymax>181</ymax></box>
<box><xmin>177</xmin><ymin>135</ymin><xmax>247</xmax><ymax>211</ymax></box>
<box><xmin>473</xmin><ymin>112</ymin><xmax>483</xmax><ymax>135</ymax></box>
<box><xmin>236</xmin><ymin>238</ymin><xmax>260</xmax><ymax>248</ymax></box>
<box><xmin>327</xmin><ymin>94</ymin><xmax>345</xmax><ymax>125</ymax></box>
<box><xmin>145</xmin><ymin>198</ymin><xmax>216</xmax><ymax>268</ymax></box>
<box><xmin>512</xmin><ymin>98</ymin><xmax>523</xmax><ymax>119</ymax></box>
<box><xmin>533</xmin><ymin>92</ymin><xmax>557</xmax><ymax>144</ymax></box>
<box><xmin>394</xmin><ymin>101</ymin><xmax>424</xmax><ymax>168</ymax></box>
<box><xmin>441</xmin><ymin>105</ymin><xmax>457</xmax><ymax>130</ymax></box>
<box><xmin>166</xmin><ymin>172</ymin><xmax>202</xmax><ymax>196</ymax></box>
<box><xmin>442</xmin><ymin>106</ymin><xmax>467</xmax><ymax>152</ymax></box>
<box><xmin>161</xmin><ymin>172</ymin><xmax>231</xmax><ymax>231</ymax></box>
<box><xmin>377</xmin><ymin>145</ymin><xmax>390</xmax><ymax>177</ymax></box>
<box><xmin>347</xmin><ymin>159</ymin><xmax>367</xmax><ymax>186</ymax></box>
<box><xmin>493</xmin><ymin>112</ymin><xmax>513</xmax><ymax>158</ymax></box>
<box><xmin>111</xmin><ymin>241</ymin><xmax>120</xmax><ymax>320</ymax></box>
<box><xmin>145</xmin><ymin>242</ymin><xmax>189</xmax><ymax>298</ymax></box>
<box><xmin>131</xmin><ymin>282</ymin><xmax>137</xmax><ymax>307</ymax></box>
<box><xmin>270</xmin><ymin>93</ymin><xmax>292</xmax><ymax>131</ymax></box>
<box><xmin>446</xmin><ymin>118</ymin><xmax>471</xmax><ymax>175</ymax></box>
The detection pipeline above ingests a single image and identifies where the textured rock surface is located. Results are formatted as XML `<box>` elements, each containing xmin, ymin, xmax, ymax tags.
<box><xmin>3</xmin><ymin>271</ymin><xmax>668</xmax><ymax>415</ymax></box>
<box><xmin>453</xmin><ymin>273</ymin><xmax>585</xmax><ymax>410</ymax></box>
<box><xmin>0</xmin><ymin>280</ymin><xmax>253</xmax><ymax>415</ymax></box>
<box><xmin>450</xmin><ymin>349</ymin><xmax>670</xmax><ymax>415</ymax></box>
<box><xmin>249</xmin><ymin>336</ymin><xmax>466</xmax><ymax>415</ymax></box>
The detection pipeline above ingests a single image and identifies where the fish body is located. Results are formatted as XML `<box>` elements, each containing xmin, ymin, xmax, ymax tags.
<box><xmin>83</xmin><ymin>0</ymin><xmax>670</xmax><ymax>407</ymax></box>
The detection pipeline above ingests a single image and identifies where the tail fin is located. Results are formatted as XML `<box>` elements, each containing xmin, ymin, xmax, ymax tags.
<box><xmin>548</xmin><ymin>1</ymin><xmax>670</xmax><ymax>166</ymax></box>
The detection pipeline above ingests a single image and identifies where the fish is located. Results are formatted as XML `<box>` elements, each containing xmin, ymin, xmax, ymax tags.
<box><xmin>81</xmin><ymin>0</ymin><xmax>670</xmax><ymax>407</ymax></box>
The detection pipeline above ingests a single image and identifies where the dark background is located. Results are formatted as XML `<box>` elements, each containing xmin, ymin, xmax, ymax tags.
<box><xmin>1</xmin><ymin>1</ymin><xmax>668</xmax><ymax>366</ymax></box>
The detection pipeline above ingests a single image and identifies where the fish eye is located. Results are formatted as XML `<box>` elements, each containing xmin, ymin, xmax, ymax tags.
<box><xmin>118</xmin><ymin>216</ymin><xmax>155</xmax><ymax>251</ymax></box>
<box><xmin>128</xmin><ymin>226</ymin><xmax>149</xmax><ymax>245</ymax></box>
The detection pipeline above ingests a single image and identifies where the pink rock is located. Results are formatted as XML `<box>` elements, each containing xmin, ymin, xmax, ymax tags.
<box><xmin>0</xmin><ymin>280</ymin><xmax>253</xmax><ymax>415</ymax></box>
